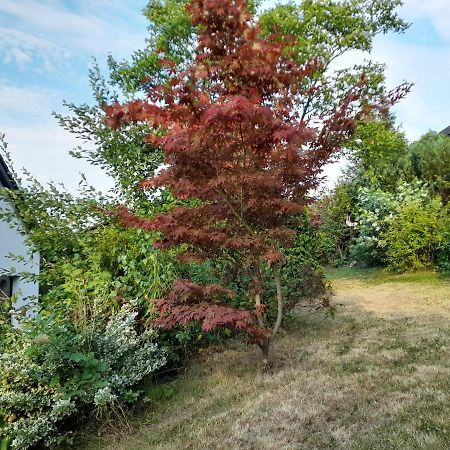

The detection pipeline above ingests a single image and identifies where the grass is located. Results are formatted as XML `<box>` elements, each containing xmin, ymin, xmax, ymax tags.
<box><xmin>77</xmin><ymin>269</ymin><xmax>450</xmax><ymax>449</ymax></box>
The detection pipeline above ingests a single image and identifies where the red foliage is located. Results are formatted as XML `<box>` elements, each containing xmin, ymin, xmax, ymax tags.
<box><xmin>153</xmin><ymin>279</ymin><xmax>269</xmax><ymax>341</ymax></box>
<box><xmin>104</xmin><ymin>0</ymin><xmax>408</xmax><ymax>344</ymax></box>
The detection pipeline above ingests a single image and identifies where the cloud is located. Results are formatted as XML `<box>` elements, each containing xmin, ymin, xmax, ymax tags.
<box><xmin>3</xmin><ymin>120</ymin><xmax>113</xmax><ymax>194</ymax></box>
<box><xmin>0</xmin><ymin>0</ymin><xmax>147</xmax><ymax>73</ymax></box>
<box><xmin>0</xmin><ymin>0</ymin><xmax>106</xmax><ymax>36</ymax></box>
<box><xmin>0</xmin><ymin>28</ymin><xmax>70</xmax><ymax>72</ymax></box>
<box><xmin>0</xmin><ymin>80</ymin><xmax>112</xmax><ymax>193</ymax></box>
<box><xmin>0</xmin><ymin>0</ymin><xmax>146</xmax><ymax>60</ymax></box>
<box><xmin>0</xmin><ymin>80</ymin><xmax>61</xmax><ymax>122</ymax></box>
<box><xmin>400</xmin><ymin>0</ymin><xmax>450</xmax><ymax>43</ymax></box>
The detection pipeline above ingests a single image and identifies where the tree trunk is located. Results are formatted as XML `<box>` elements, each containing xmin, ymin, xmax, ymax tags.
<box><xmin>259</xmin><ymin>269</ymin><xmax>283</xmax><ymax>365</ymax></box>
<box><xmin>253</xmin><ymin>269</ymin><xmax>265</xmax><ymax>328</ymax></box>
<box><xmin>255</xmin><ymin>292</ymin><xmax>265</xmax><ymax>328</ymax></box>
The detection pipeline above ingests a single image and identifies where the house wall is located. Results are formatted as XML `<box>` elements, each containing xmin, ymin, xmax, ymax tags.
<box><xmin>0</xmin><ymin>198</ymin><xmax>39</xmax><ymax>322</ymax></box>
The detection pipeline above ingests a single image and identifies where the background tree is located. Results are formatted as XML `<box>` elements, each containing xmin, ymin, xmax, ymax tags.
<box><xmin>346</xmin><ymin>120</ymin><xmax>411</xmax><ymax>190</ymax></box>
<box><xmin>314</xmin><ymin>182</ymin><xmax>358</xmax><ymax>265</ymax></box>
<box><xmin>105</xmin><ymin>0</ymin><xmax>408</xmax><ymax>361</ymax></box>
<box><xmin>53</xmin><ymin>0</ymin><xmax>410</xmax><ymax>281</ymax></box>
<box><xmin>410</xmin><ymin>131</ymin><xmax>450</xmax><ymax>204</ymax></box>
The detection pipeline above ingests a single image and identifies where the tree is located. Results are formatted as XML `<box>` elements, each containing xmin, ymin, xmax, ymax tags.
<box><xmin>410</xmin><ymin>131</ymin><xmax>450</xmax><ymax>204</ymax></box>
<box><xmin>314</xmin><ymin>182</ymin><xmax>358</xmax><ymax>266</ymax></box>
<box><xmin>56</xmin><ymin>0</ymin><xmax>408</xmax><ymax>194</ymax></box>
<box><xmin>105</xmin><ymin>0</ymin><xmax>408</xmax><ymax>362</ymax></box>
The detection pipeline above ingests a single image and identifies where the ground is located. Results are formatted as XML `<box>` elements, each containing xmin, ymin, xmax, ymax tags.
<box><xmin>79</xmin><ymin>269</ymin><xmax>450</xmax><ymax>449</ymax></box>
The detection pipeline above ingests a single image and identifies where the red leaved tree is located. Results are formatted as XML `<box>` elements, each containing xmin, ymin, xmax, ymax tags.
<box><xmin>104</xmin><ymin>0</ymin><xmax>409</xmax><ymax>362</ymax></box>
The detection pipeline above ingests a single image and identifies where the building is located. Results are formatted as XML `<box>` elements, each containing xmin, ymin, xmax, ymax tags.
<box><xmin>440</xmin><ymin>125</ymin><xmax>450</xmax><ymax>136</ymax></box>
<box><xmin>0</xmin><ymin>155</ymin><xmax>39</xmax><ymax>322</ymax></box>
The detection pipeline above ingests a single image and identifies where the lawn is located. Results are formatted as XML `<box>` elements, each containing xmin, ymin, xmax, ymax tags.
<box><xmin>78</xmin><ymin>269</ymin><xmax>450</xmax><ymax>449</ymax></box>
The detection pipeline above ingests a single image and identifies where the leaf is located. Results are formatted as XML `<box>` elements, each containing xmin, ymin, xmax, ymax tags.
<box><xmin>1</xmin><ymin>436</ymin><xmax>12</xmax><ymax>450</ymax></box>
<box><xmin>49</xmin><ymin>375</ymin><xmax>60</xmax><ymax>387</ymax></box>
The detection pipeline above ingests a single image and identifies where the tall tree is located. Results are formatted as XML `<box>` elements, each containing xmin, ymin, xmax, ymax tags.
<box><xmin>56</xmin><ymin>0</ymin><xmax>408</xmax><ymax>206</ymax></box>
<box><xmin>410</xmin><ymin>131</ymin><xmax>450</xmax><ymax>203</ymax></box>
<box><xmin>105</xmin><ymin>0</ymin><xmax>408</xmax><ymax>362</ymax></box>
<box><xmin>346</xmin><ymin>120</ymin><xmax>411</xmax><ymax>191</ymax></box>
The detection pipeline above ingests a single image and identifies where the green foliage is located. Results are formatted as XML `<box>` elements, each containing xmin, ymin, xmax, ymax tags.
<box><xmin>259</xmin><ymin>0</ymin><xmax>408</xmax><ymax>120</ymax></box>
<box><xmin>196</xmin><ymin>212</ymin><xmax>329</xmax><ymax>323</ymax></box>
<box><xmin>54</xmin><ymin>66</ymin><xmax>165</xmax><ymax>208</ymax></box>
<box><xmin>349</xmin><ymin>182</ymin><xmax>443</xmax><ymax>271</ymax></box>
<box><xmin>0</xmin><ymin>146</ymin><xmax>177</xmax><ymax>305</ymax></box>
<box><xmin>347</xmin><ymin>120</ymin><xmax>411</xmax><ymax>190</ymax></box>
<box><xmin>0</xmin><ymin>304</ymin><xmax>166</xmax><ymax>449</ymax></box>
<box><xmin>350</xmin><ymin>185</ymin><xmax>398</xmax><ymax>266</ymax></box>
<box><xmin>0</xmin><ymin>148</ymin><xmax>178</xmax><ymax>448</ymax></box>
<box><xmin>280</xmin><ymin>213</ymin><xmax>329</xmax><ymax>307</ymax></box>
<box><xmin>434</xmin><ymin>205</ymin><xmax>450</xmax><ymax>273</ymax></box>
<box><xmin>334</xmin><ymin>128</ymin><xmax>450</xmax><ymax>273</ymax></box>
<box><xmin>259</xmin><ymin>0</ymin><xmax>407</xmax><ymax>65</ymax></box>
<box><xmin>315</xmin><ymin>183</ymin><xmax>358</xmax><ymax>266</ymax></box>
<box><xmin>409</xmin><ymin>131</ymin><xmax>450</xmax><ymax>203</ymax></box>
<box><xmin>382</xmin><ymin>198</ymin><xmax>441</xmax><ymax>272</ymax></box>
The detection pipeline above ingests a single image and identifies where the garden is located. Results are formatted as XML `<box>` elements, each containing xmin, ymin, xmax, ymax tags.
<box><xmin>1</xmin><ymin>0</ymin><xmax>449</xmax><ymax>449</ymax></box>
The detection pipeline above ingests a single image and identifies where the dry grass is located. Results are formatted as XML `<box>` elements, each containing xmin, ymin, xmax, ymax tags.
<box><xmin>78</xmin><ymin>269</ymin><xmax>450</xmax><ymax>450</ymax></box>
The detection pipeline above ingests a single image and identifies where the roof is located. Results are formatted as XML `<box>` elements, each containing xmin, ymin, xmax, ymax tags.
<box><xmin>0</xmin><ymin>154</ymin><xmax>18</xmax><ymax>189</ymax></box>
<box><xmin>440</xmin><ymin>125</ymin><xmax>450</xmax><ymax>136</ymax></box>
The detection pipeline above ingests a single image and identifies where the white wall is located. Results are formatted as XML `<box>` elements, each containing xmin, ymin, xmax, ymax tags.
<box><xmin>0</xmin><ymin>198</ymin><xmax>39</xmax><ymax>322</ymax></box>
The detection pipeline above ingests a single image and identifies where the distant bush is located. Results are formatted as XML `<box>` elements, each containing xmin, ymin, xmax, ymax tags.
<box><xmin>410</xmin><ymin>131</ymin><xmax>450</xmax><ymax>203</ymax></box>
<box><xmin>314</xmin><ymin>183</ymin><xmax>358</xmax><ymax>267</ymax></box>
<box><xmin>382</xmin><ymin>198</ymin><xmax>441</xmax><ymax>272</ymax></box>
<box><xmin>435</xmin><ymin>205</ymin><xmax>450</xmax><ymax>273</ymax></box>
<box><xmin>350</xmin><ymin>181</ymin><xmax>437</xmax><ymax>269</ymax></box>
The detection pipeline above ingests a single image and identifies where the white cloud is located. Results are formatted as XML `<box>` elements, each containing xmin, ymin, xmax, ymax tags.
<box><xmin>0</xmin><ymin>80</ymin><xmax>60</xmax><ymax>122</ymax></box>
<box><xmin>0</xmin><ymin>28</ymin><xmax>69</xmax><ymax>72</ymax></box>
<box><xmin>0</xmin><ymin>0</ymin><xmax>147</xmax><ymax>72</ymax></box>
<box><xmin>3</xmin><ymin>120</ymin><xmax>113</xmax><ymax>194</ymax></box>
<box><xmin>0</xmin><ymin>80</ymin><xmax>112</xmax><ymax>193</ymax></box>
<box><xmin>0</xmin><ymin>0</ymin><xmax>106</xmax><ymax>36</ymax></box>
<box><xmin>400</xmin><ymin>0</ymin><xmax>450</xmax><ymax>42</ymax></box>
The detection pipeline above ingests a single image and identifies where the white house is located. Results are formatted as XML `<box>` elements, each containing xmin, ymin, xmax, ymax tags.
<box><xmin>0</xmin><ymin>155</ymin><xmax>39</xmax><ymax>322</ymax></box>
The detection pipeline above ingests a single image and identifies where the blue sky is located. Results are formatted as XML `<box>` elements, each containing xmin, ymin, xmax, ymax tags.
<box><xmin>1</xmin><ymin>0</ymin><xmax>449</xmax><ymax>192</ymax></box>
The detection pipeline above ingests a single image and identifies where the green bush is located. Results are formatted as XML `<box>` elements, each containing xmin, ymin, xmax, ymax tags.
<box><xmin>349</xmin><ymin>186</ymin><xmax>397</xmax><ymax>266</ymax></box>
<box><xmin>178</xmin><ymin>211</ymin><xmax>329</xmax><ymax>327</ymax></box>
<box><xmin>381</xmin><ymin>198</ymin><xmax>441</xmax><ymax>272</ymax></box>
<box><xmin>410</xmin><ymin>131</ymin><xmax>450</xmax><ymax>203</ymax></box>
<box><xmin>280</xmin><ymin>212</ymin><xmax>329</xmax><ymax>306</ymax></box>
<box><xmin>314</xmin><ymin>183</ymin><xmax>358</xmax><ymax>266</ymax></box>
<box><xmin>350</xmin><ymin>181</ymin><xmax>435</xmax><ymax>268</ymax></box>
<box><xmin>435</xmin><ymin>205</ymin><xmax>450</xmax><ymax>273</ymax></box>
<box><xmin>0</xmin><ymin>303</ymin><xmax>166</xmax><ymax>449</ymax></box>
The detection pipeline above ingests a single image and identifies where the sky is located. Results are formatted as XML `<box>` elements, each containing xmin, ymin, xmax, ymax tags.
<box><xmin>0</xmin><ymin>0</ymin><xmax>450</xmax><ymax>192</ymax></box>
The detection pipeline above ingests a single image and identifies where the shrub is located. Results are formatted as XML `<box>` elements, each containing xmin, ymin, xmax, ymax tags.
<box><xmin>0</xmin><ymin>304</ymin><xmax>166</xmax><ymax>449</ymax></box>
<box><xmin>382</xmin><ymin>198</ymin><xmax>441</xmax><ymax>272</ymax></box>
<box><xmin>410</xmin><ymin>131</ymin><xmax>450</xmax><ymax>203</ymax></box>
<box><xmin>314</xmin><ymin>183</ymin><xmax>358</xmax><ymax>266</ymax></box>
<box><xmin>435</xmin><ymin>205</ymin><xmax>450</xmax><ymax>273</ymax></box>
<box><xmin>350</xmin><ymin>181</ymin><xmax>433</xmax><ymax>267</ymax></box>
<box><xmin>350</xmin><ymin>186</ymin><xmax>397</xmax><ymax>266</ymax></box>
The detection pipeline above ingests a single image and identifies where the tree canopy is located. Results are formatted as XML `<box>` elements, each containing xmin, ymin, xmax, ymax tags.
<box><xmin>104</xmin><ymin>0</ymin><xmax>408</xmax><ymax>361</ymax></box>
